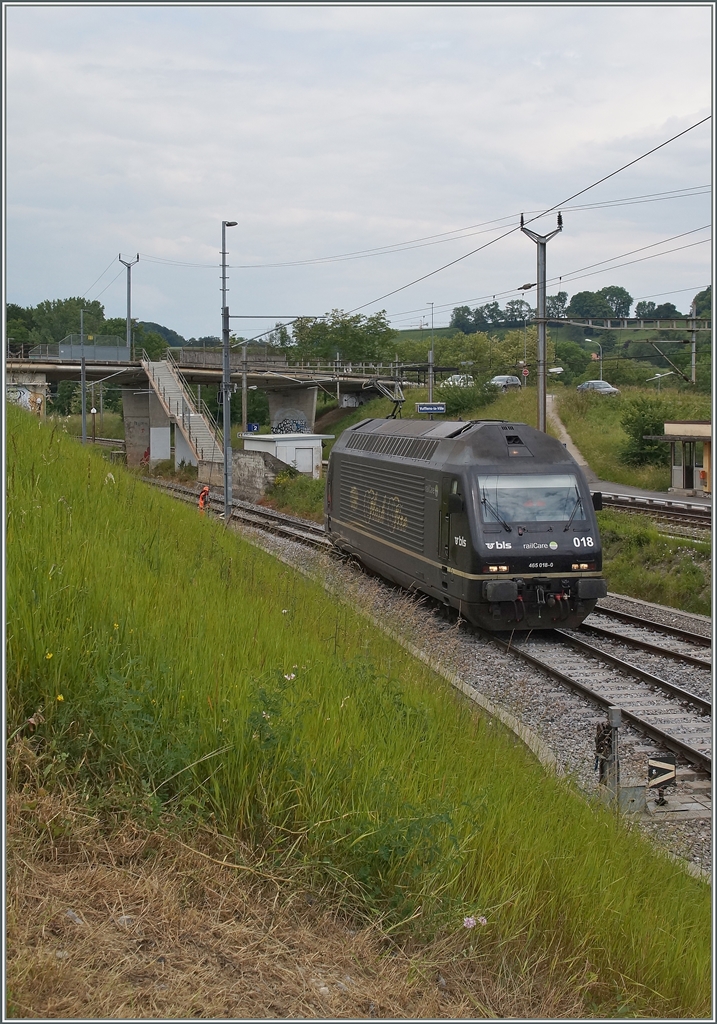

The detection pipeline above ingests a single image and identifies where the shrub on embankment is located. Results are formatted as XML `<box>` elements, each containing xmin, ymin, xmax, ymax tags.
<box><xmin>6</xmin><ymin>404</ymin><xmax>710</xmax><ymax>1017</ymax></box>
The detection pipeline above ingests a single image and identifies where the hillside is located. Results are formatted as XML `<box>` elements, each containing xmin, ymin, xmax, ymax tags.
<box><xmin>5</xmin><ymin>403</ymin><xmax>711</xmax><ymax>1018</ymax></box>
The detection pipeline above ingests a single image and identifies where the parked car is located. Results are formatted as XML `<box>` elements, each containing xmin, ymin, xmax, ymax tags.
<box><xmin>488</xmin><ymin>374</ymin><xmax>522</xmax><ymax>391</ymax></box>
<box><xmin>439</xmin><ymin>374</ymin><xmax>475</xmax><ymax>388</ymax></box>
<box><xmin>576</xmin><ymin>380</ymin><xmax>620</xmax><ymax>395</ymax></box>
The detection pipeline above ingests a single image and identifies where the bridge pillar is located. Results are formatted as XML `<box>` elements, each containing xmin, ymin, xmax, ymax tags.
<box><xmin>121</xmin><ymin>387</ymin><xmax>150</xmax><ymax>465</ymax></box>
<box><xmin>122</xmin><ymin>388</ymin><xmax>172</xmax><ymax>465</ymax></box>
<box><xmin>268</xmin><ymin>386</ymin><xmax>317</xmax><ymax>433</ymax></box>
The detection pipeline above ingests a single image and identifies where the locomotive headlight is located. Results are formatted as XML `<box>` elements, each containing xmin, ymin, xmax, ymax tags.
<box><xmin>572</xmin><ymin>562</ymin><xmax>591</xmax><ymax>570</ymax></box>
<box><xmin>498</xmin><ymin>565</ymin><xmax>510</xmax><ymax>572</ymax></box>
<box><xmin>485</xmin><ymin>565</ymin><xmax>510</xmax><ymax>573</ymax></box>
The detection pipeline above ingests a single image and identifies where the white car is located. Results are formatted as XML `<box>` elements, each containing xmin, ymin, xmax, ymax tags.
<box><xmin>489</xmin><ymin>374</ymin><xmax>522</xmax><ymax>391</ymax></box>
<box><xmin>439</xmin><ymin>374</ymin><xmax>475</xmax><ymax>388</ymax></box>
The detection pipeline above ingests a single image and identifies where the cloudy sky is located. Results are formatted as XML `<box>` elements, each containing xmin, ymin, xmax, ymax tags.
<box><xmin>5</xmin><ymin>3</ymin><xmax>713</xmax><ymax>340</ymax></box>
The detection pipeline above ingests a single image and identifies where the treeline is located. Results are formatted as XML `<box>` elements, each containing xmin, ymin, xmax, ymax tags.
<box><xmin>450</xmin><ymin>285</ymin><xmax>711</xmax><ymax>334</ymax></box>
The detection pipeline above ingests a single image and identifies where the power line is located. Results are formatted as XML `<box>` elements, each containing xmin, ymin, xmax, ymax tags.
<box><xmin>133</xmin><ymin>184</ymin><xmax>709</xmax><ymax>272</ymax></box>
<box><xmin>388</xmin><ymin>243</ymin><xmax>710</xmax><ymax>328</ymax></box>
<box><xmin>81</xmin><ymin>256</ymin><xmax>117</xmax><ymax>299</ymax></box>
<box><xmin>386</xmin><ymin>226</ymin><xmax>710</xmax><ymax>322</ymax></box>
<box><xmin>346</xmin><ymin>114</ymin><xmax>711</xmax><ymax>314</ymax></box>
<box><xmin>92</xmin><ymin>268</ymin><xmax>125</xmax><ymax>301</ymax></box>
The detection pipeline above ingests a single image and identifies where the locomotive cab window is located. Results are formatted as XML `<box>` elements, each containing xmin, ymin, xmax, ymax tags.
<box><xmin>478</xmin><ymin>473</ymin><xmax>586</xmax><ymax>523</ymax></box>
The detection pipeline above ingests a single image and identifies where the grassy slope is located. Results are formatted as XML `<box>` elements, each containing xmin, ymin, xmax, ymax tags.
<box><xmin>555</xmin><ymin>386</ymin><xmax>712</xmax><ymax>490</ymax></box>
<box><xmin>5</xmin><ymin>405</ymin><xmax>711</xmax><ymax>1017</ymax></box>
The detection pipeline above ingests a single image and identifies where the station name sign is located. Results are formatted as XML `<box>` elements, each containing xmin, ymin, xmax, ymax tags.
<box><xmin>416</xmin><ymin>402</ymin><xmax>446</xmax><ymax>414</ymax></box>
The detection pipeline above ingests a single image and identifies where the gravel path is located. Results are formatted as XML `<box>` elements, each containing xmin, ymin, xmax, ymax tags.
<box><xmin>231</xmin><ymin>521</ymin><xmax>712</xmax><ymax>880</ymax></box>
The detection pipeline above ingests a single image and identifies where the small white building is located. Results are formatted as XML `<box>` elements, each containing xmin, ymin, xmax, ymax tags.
<box><xmin>239</xmin><ymin>433</ymin><xmax>334</xmax><ymax>479</ymax></box>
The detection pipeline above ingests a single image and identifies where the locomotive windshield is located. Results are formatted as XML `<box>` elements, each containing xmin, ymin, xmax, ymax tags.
<box><xmin>478</xmin><ymin>473</ymin><xmax>587</xmax><ymax>523</ymax></box>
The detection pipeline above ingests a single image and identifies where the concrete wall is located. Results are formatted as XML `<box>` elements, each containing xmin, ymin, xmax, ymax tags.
<box><xmin>198</xmin><ymin>449</ymin><xmax>287</xmax><ymax>503</ymax></box>
<box><xmin>174</xmin><ymin>428</ymin><xmax>198</xmax><ymax>468</ymax></box>
<box><xmin>268</xmin><ymin>386</ymin><xmax>317</xmax><ymax>433</ymax></box>
<box><xmin>6</xmin><ymin>372</ymin><xmax>47</xmax><ymax>417</ymax></box>
<box><xmin>149</xmin><ymin>393</ymin><xmax>170</xmax><ymax>464</ymax></box>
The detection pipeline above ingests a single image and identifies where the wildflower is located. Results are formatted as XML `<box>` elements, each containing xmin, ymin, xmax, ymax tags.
<box><xmin>281</xmin><ymin>609</ymin><xmax>288</xmax><ymax>615</ymax></box>
<box><xmin>56</xmin><ymin>694</ymin><xmax>64</xmax><ymax>702</ymax></box>
<box><xmin>284</xmin><ymin>673</ymin><xmax>296</xmax><ymax>681</ymax></box>
<box><xmin>478</xmin><ymin>916</ymin><xmax>487</xmax><ymax>926</ymax></box>
<box><xmin>113</xmin><ymin>623</ymin><xmax>119</xmax><ymax>630</ymax></box>
<box><xmin>262</xmin><ymin>711</ymin><xmax>270</xmax><ymax>719</ymax></box>
<box><xmin>45</xmin><ymin>652</ymin><xmax>53</xmax><ymax>660</ymax></box>
<box><xmin>463</xmin><ymin>916</ymin><xmax>476</xmax><ymax>929</ymax></box>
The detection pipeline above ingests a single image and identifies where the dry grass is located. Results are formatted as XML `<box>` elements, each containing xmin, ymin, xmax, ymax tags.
<box><xmin>6</xmin><ymin>746</ymin><xmax>591</xmax><ymax>1020</ymax></box>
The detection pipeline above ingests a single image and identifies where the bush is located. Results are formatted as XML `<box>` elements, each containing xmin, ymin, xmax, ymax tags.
<box><xmin>618</xmin><ymin>396</ymin><xmax>670</xmax><ymax>466</ymax></box>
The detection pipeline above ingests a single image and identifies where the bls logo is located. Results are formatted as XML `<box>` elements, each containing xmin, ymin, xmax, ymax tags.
<box><xmin>454</xmin><ymin>535</ymin><xmax>467</xmax><ymax>547</ymax></box>
<box><xmin>486</xmin><ymin>541</ymin><xmax>512</xmax><ymax>550</ymax></box>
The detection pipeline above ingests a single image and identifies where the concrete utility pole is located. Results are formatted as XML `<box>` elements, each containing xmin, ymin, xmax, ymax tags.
<box><xmin>520</xmin><ymin>213</ymin><xmax>562</xmax><ymax>432</ymax></box>
<box><xmin>427</xmin><ymin>301</ymin><xmax>435</xmax><ymax>403</ymax></box>
<box><xmin>221</xmin><ymin>220</ymin><xmax>237</xmax><ymax>525</ymax></box>
<box><xmin>118</xmin><ymin>254</ymin><xmax>139</xmax><ymax>357</ymax></box>
<box><xmin>690</xmin><ymin>300</ymin><xmax>697</xmax><ymax>384</ymax></box>
<box><xmin>80</xmin><ymin>357</ymin><xmax>87</xmax><ymax>444</ymax></box>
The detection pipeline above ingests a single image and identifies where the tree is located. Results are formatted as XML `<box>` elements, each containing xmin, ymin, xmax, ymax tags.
<box><xmin>693</xmin><ymin>285</ymin><xmax>711</xmax><ymax>318</ymax></box>
<box><xmin>546</xmin><ymin>291</ymin><xmax>568</xmax><ymax>318</ymax></box>
<box><xmin>450</xmin><ymin>306</ymin><xmax>475</xmax><ymax>333</ymax></box>
<box><xmin>31</xmin><ymin>297</ymin><xmax>105</xmax><ymax>344</ymax></box>
<box><xmin>597</xmin><ymin>285</ymin><xmax>632</xmax><ymax>317</ymax></box>
<box><xmin>635</xmin><ymin>301</ymin><xmax>656</xmax><ymax>318</ymax></box>
<box><xmin>566</xmin><ymin>291</ymin><xmax>613</xmax><ymax>318</ymax></box>
<box><xmin>503</xmin><ymin>299</ymin><xmax>533</xmax><ymax>322</ymax></box>
<box><xmin>652</xmin><ymin>302</ymin><xmax>682</xmax><ymax>318</ymax></box>
<box><xmin>619</xmin><ymin>396</ymin><xmax>670</xmax><ymax>467</ymax></box>
<box><xmin>553</xmin><ymin>339</ymin><xmax>591</xmax><ymax>383</ymax></box>
<box><xmin>292</xmin><ymin>309</ymin><xmax>397</xmax><ymax>363</ymax></box>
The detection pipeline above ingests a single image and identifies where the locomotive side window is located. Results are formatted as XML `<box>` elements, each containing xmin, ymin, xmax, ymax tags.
<box><xmin>478</xmin><ymin>473</ymin><xmax>586</xmax><ymax>523</ymax></box>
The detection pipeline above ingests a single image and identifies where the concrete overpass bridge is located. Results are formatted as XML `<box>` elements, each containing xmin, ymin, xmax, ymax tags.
<box><xmin>6</xmin><ymin>349</ymin><xmax>413</xmax><ymax>466</ymax></box>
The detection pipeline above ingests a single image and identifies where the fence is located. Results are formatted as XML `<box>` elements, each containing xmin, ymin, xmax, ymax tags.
<box><xmin>28</xmin><ymin>335</ymin><xmax>131</xmax><ymax>362</ymax></box>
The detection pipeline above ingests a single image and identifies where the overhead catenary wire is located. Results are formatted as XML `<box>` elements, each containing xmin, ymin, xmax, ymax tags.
<box><xmin>345</xmin><ymin>115</ymin><xmax>711</xmax><ymax>315</ymax></box>
<box><xmin>81</xmin><ymin>255</ymin><xmax>119</xmax><ymax>300</ymax></box>
<box><xmin>385</xmin><ymin>226</ymin><xmax>711</xmax><ymax>323</ymax></box>
<box><xmin>133</xmin><ymin>184</ymin><xmax>710</xmax><ymax>273</ymax></box>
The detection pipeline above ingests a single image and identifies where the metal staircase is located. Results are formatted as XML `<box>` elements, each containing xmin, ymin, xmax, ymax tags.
<box><xmin>142</xmin><ymin>350</ymin><xmax>223</xmax><ymax>464</ymax></box>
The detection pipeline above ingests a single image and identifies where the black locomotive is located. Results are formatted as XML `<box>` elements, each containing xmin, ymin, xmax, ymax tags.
<box><xmin>325</xmin><ymin>417</ymin><xmax>607</xmax><ymax>631</ymax></box>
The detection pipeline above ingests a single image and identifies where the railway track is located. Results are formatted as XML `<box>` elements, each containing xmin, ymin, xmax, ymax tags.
<box><xmin>148</xmin><ymin>477</ymin><xmax>712</xmax><ymax>790</ymax></box>
<box><xmin>492</xmin><ymin>627</ymin><xmax>711</xmax><ymax>774</ymax></box>
<box><xmin>147</xmin><ymin>478</ymin><xmax>330</xmax><ymax>549</ymax></box>
<box><xmin>597</xmin><ymin>491</ymin><xmax>711</xmax><ymax>531</ymax></box>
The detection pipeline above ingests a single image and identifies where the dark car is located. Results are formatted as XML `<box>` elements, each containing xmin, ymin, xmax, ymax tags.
<box><xmin>576</xmin><ymin>380</ymin><xmax>620</xmax><ymax>395</ymax></box>
<box><xmin>489</xmin><ymin>375</ymin><xmax>522</xmax><ymax>392</ymax></box>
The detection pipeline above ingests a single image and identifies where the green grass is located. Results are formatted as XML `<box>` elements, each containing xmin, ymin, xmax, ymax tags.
<box><xmin>265</xmin><ymin>470</ymin><xmax>326</xmax><ymax>522</ymax></box>
<box><xmin>598</xmin><ymin>510</ymin><xmax>711</xmax><ymax>614</ymax></box>
<box><xmin>556</xmin><ymin>388</ymin><xmax>712</xmax><ymax>489</ymax></box>
<box><xmin>5</xmin><ymin>404</ymin><xmax>711</xmax><ymax>1017</ymax></box>
<box><xmin>54</xmin><ymin>411</ymin><xmax>126</xmax><ymax>439</ymax></box>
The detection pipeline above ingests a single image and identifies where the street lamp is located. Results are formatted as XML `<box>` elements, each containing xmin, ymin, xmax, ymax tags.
<box><xmin>221</xmin><ymin>220</ymin><xmax>238</xmax><ymax>525</ymax></box>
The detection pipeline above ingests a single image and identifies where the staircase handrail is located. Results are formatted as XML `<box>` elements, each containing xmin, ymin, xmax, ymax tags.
<box><xmin>164</xmin><ymin>348</ymin><xmax>223</xmax><ymax>446</ymax></box>
<box><xmin>141</xmin><ymin>350</ymin><xmax>222</xmax><ymax>461</ymax></box>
